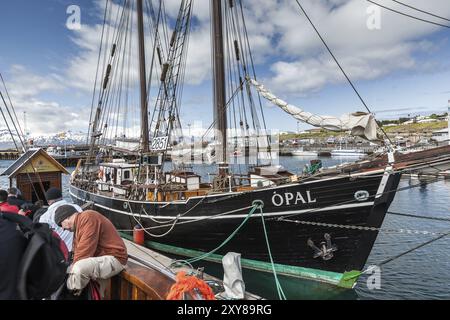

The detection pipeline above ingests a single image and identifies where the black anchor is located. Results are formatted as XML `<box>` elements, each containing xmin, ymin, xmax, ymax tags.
<box><xmin>307</xmin><ymin>233</ymin><xmax>338</xmax><ymax>261</ymax></box>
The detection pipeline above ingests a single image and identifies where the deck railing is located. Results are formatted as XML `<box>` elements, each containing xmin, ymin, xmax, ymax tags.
<box><xmin>104</xmin><ymin>261</ymin><xmax>176</xmax><ymax>300</ymax></box>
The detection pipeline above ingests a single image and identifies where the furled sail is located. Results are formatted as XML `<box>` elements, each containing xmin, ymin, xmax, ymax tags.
<box><xmin>248</xmin><ymin>78</ymin><xmax>379</xmax><ymax>141</ymax></box>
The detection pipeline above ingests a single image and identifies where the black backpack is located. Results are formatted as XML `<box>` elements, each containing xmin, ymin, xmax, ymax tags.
<box><xmin>1</xmin><ymin>212</ymin><xmax>70</xmax><ymax>300</ymax></box>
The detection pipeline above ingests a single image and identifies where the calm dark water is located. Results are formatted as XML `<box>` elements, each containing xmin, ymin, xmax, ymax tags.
<box><xmin>2</xmin><ymin>156</ymin><xmax>449</xmax><ymax>300</ymax></box>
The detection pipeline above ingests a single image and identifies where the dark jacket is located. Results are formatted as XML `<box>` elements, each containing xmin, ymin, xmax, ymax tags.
<box><xmin>7</xmin><ymin>196</ymin><xmax>27</xmax><ymax>208</ymax></box>
<box><xmin>0</xmin><ymin>215</ymin><xmax>27</xmax><ymax>300</ymax></box>
<box><xmin>32</xmin><ymin>207</ymin><xmax>49</xmax><ymax>224</ymax></box>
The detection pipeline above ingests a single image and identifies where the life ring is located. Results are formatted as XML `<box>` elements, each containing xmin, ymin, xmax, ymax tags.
<box><xmin>166</xmin><ymin>272</ymin><xmax>216</xmax><ymax>300</ymax></box>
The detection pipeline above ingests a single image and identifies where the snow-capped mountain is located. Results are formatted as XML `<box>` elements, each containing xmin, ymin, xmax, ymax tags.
<box><xmin>0</xmin><ymin>129</ymin><xmax>88</xmax><ymax>149</ymax></box>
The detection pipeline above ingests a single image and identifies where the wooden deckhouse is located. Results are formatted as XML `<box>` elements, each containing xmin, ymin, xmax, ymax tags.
<box><xmin>1</xmin><ymin>148</ymin><xmax>69</xmax><ymax>204</ymax></box>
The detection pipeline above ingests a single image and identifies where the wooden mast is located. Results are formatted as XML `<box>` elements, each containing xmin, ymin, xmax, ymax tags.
<box><xmin>137</xmin><ymin>0</ymin><xmax>149</xmax><ymax>153</ymax></box>
<box><xmin>448</xmin><ymin>100</ymin><xmax>450</xmax><ymax>146</ymax></box>
<box><xmin>211</xmin><ymin>0</ymin><xmax>227</xmax><ymax>168</ymax></box>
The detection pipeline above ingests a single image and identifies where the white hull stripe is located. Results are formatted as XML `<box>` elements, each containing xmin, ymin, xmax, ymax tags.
<box><xmin>375</xmin><ymin>170</ymin><xmax>391</xmax><ymax>199</ymax></box>
<box><xmin>70</xmin><ymin>190</ymin><xmax>373</xmax><ymax>220</ymax></box>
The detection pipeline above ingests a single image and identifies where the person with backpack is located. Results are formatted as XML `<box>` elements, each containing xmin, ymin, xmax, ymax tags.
<box><xmin>0</xmin><ymin>212</ymin><xmax>69</xmax><ymax>300</ymax></box>
<box><xmin>39</xmin><ymin>187</ymin><xmax>82</xmax><ymax>251</ymax></box>
<box><xmin>0</xmin><ymin>213</ymin><xmax>27</xmax><ymax>299</ymax></box>
<box><xmin>54</xmin><ymin>205</ymin><xmax>128</xmax><ymax>298</ymax></box>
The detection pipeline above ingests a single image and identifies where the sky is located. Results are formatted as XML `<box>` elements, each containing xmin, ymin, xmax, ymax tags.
<box><xmin>0</xmin><ymin>0</ymin><xmax>450</xmax><ymax>136</ymax></box>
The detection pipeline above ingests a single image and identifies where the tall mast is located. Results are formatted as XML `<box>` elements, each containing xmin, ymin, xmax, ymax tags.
<box><xmin>137</xmin><ymin>0</ymin><xmax>149</xmax><ymax>153</ymax></box>
<box><xmin>448</xmin><ymin>100</ymin><xmax>450</xmax><ymax>146</ymax></box>
<box><xmin>211</xmin><ymin>0</ymin><xmax>227</xmax><ymax>164</ymax></box>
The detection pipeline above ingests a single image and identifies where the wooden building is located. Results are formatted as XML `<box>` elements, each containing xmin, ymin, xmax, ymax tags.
<box><xmin>1</xmin><ymin>148</ymin><xmax>69</xmax><ymax>204</ymax></box>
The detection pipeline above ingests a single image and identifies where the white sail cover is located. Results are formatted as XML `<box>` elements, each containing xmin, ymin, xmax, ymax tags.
<box><xmin>249</xmin><ymin>79</ymin><xmax>379</xmax><ymax>141</ymax></box>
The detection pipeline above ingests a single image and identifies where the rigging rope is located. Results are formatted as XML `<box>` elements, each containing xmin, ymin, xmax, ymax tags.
<box><xmin>294</xmin><ymin>0</ymin><xmax>393</xmax><ymax>145</ymax></box>
<box><xmin>0</xmin><ymin>73</ymin><xmax>26</xmax><ymax>150</ymax></box>
<box><xmin>0</xmin><ymin>91</ymin><xmax>21</xmax><ymax>152</ymax></box>
<box><xmin>391</xmin><ymin>0</ymin><xmax>450</xmax><ymax>22</ymax></box>
<box><xmin>87</xmin><ymin>0</ymin><xmax>110</xmax><ymax>145</ymax></box>
<box><xmin>367</xmin><ymin>0</ymin><xmax>450</xmax><ymax>28</ymax></box>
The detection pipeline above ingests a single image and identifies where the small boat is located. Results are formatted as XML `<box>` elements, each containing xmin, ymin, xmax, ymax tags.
<box><xmin>331</xmin><ymin>149</ymin><xmax>365</xmax><ymax>157</ymax></box>
<box><xmin>291</xmin><ymin>148</ymin><xmax>317</xmax><ymax>157</ymax></box>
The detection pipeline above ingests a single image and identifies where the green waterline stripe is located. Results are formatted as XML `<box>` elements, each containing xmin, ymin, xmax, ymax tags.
<box><xmin>120</xmin><ymin>233</ymin><xmax>360</xmax><ymax>289</ymax></box>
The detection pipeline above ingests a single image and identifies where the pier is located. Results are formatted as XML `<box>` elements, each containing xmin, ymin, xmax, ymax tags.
<box><xmin>0</xmin><ymin>145</ymin><xmax>91</xmax><ymax>167</ymax></box>
<box><xmin>0</xmin><ymin>149</ymin><xmax>20</xmax><ymax>160</ymax></box>
<box><xmin>279</xmin><ymin>143</ymin><xmax>376</xmax><ymax>157</ymax></box>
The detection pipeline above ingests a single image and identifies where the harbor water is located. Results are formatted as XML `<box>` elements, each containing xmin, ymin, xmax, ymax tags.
<box><xmin>1</xmin><ymin>156</ymin><xmax>449</xmax><ymax>300</ymax></box>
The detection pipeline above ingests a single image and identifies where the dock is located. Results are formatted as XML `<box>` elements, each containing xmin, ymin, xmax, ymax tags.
<box><xmin>0</xmin><ymin>149</ymin><xmax>20</xmax><ymax>160</ymax></box>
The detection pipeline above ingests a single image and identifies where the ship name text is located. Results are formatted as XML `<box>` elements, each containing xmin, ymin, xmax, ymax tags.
<box><xmin>272</xmin><ymin>191</ymin><xmax>317</xmax><ymax>207</ymax></box>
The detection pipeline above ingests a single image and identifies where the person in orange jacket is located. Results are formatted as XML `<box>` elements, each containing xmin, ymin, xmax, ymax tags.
<box><xmin>54</xmin><ymin>205</ymin><xmax>128</xmax><ymax>298</ymax></box>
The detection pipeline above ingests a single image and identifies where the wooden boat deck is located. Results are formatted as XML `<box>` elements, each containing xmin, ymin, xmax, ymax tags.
<box><xmin>105</xmin><ymin>238</ymin><xmax>262</xmax><ymax>300</ymax></box>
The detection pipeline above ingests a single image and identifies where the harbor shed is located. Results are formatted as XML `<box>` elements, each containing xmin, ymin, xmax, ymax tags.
<box><xmin>1</xmin><ymin>148</ymin><xmax>69</xmax><ymax>204</ymax></box>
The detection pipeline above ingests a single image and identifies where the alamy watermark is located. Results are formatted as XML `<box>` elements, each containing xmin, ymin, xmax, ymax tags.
<box><xmin>366</xmin><ymin>265</ymin><xmax>382</xmax><ymax>290</ymax></box>
<box><xmin>170</xmin><ymin>126</ymin><xmax>280</xmax><ymax>166</ymax></box>
<box><xmin>66</xmin><ymin>5</ymin><xmax>81</xmax><ymax>30</ymax></box>
<box><xmin>366</xmin><ymin>5</ymin><xmax>381</xmax><ymax>30</ymax></box>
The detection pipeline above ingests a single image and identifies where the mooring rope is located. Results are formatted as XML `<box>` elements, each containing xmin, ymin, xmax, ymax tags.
<box><xmin>344</xmin><ymin>229</ymin><xmax>450</xmax><ymax>282</ymax></box>
<box><xmin>254</xmin><ymin>200</ymin><xmax>287</xmax><ymax>300</ymax></box>
<box><xmin>170</xmin><ymin>204</ymin><xmax>259</xmax><ymax>267</ymax></box>
<box><xmin>387</xmin><ymin>211</ymin><xmax>450</xmax><ymax>223</ymax></box>
<box><xmin>116</xmin><ymin>204</ymin><xmax>254</xmax><ymax>233</ymax></box>
<box><xmin>170</xmin><ymin>200</ymin><xmax>287</xmax><ymax>300</ymax></box>
<box><xmin>127</xmin><ymin>200</ymin><xmax>181</xmax><ymax>238</ymax></box>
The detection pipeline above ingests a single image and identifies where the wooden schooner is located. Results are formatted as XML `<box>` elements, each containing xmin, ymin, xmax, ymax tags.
<box><xmin>69</xmin><ymin>0</ymin><xmax>450</xmax><ymax>291</ymax></box>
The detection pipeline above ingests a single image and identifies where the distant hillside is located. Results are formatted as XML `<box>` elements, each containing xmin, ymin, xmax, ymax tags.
<box><xmin>280</xmin><ymin>121</ymin><xmax>448</xmax><ymax>141</ymax></box>
<box><xmin>0</xmin><ymin>130</ymin><xmax>88</xmax><ymax>149</ymax></box>
<box><xmin>382</xmin><ymin>121</ymin><xmax>448</xmax><ymax>134</ymax></box>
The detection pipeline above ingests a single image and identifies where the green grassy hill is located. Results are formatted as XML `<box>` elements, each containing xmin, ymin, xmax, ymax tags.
<box><xmin>382</xmin><ymin>121</ymin><xmax>447</xmax><ymax>134</ymax></box>
<box><xmin>280</xmin><ymin>121</ymin><xmax>447</xmax><ymax>141</ymax></box>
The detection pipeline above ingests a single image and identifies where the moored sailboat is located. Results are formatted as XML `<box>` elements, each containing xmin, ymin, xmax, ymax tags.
<box><xmin>69</xmin><ymin>0</ymin><xmax>447</xmax><ymax>290</ymax></box>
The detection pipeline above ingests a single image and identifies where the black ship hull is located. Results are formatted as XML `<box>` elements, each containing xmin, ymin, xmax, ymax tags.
<box><xmin>70</xmin><ymin>170</ymin><xmax>401</xmax><ymax>288</ymax></box>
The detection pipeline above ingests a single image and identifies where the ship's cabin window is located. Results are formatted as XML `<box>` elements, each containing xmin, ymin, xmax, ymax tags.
<box><xmin>123</xmin><ymin>170</ymin><xmax>131</xmax><ymax>180</ymax></box>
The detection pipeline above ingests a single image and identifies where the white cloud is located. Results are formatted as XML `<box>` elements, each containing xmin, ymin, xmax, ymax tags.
<box><xmin>249</xmin><ymin>0</ymin><xmax>450</xmax><ymax>95</ymax></box>
<box><xmin>1</xmin><ymin>65</ymin><xmax>90</xmax><ymax>135</ymax></box>
<box><xmin>0</xmin><ymin>96</ymin><xmax>90</xmax><ymax>136</ymax></box>
<box><xmin>65</xmin><ymin>0</ymin><xmax>450</xmax><ymax>97</ymax></box>
<box><xmin>3</xmin><ymin>0</ymin><xmax>450</xmax><ymax>136</ymax></box>
<box><xmin>7</xmin><ymin>65</ymin><xmax>66</xmax><ymax>99</ymax></box>
<box><xmin>65</xmin><ymin>0</ymin><xmax>215</xmax><ymax>91</ymax></box>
